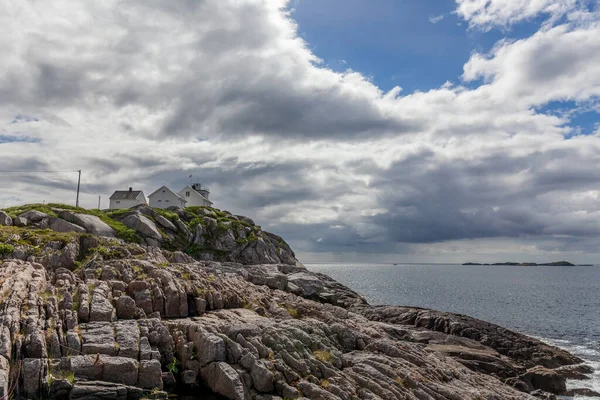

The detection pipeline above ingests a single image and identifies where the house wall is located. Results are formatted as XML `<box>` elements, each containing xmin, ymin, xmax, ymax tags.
<box><xmin>179</xmin><ymin>186</ymin><xmax>212</xmax><ymax>207</ymax></box>
<box><xmin>109</xmin><ymin>198</ymin><xmax>145</xmax><ymax>210</ymax></box>
<box><xmin>149</xmin><ymin>189</ymin><xmax>186</xmax><ymax>209</ymax></box>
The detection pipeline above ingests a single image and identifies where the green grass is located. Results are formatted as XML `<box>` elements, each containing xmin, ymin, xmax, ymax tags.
<box><xmin>153</xmin><ymin>208</ymin><xmax>180</xmax><ymax>222</ymax></box>
<box><xmin>185</xmin><ymin>244</ymin><xmax>230</xmax><ymax>261</ymax></box>
<box><xmin>2</xmin><ymin>203</ymin><xmax>142</xmax><ymax>244</ymax></box>
<box><xmin>48</xmin><ymin>369</ymin><xmax>75</xmax><ymax>385</ymax></box>
<box><xmin>43</xmin><ymin>203</ymin><xmax>142</xmax><ymax>243</ymax></box>
<box><xmin>2</xmin><ymin>204</ymin><xmax>59</xmax><ymax>219</ymax></box>
<box><xmin>188</xmin><ymin>217</ymin><xmax>206</xmax><ymax>229</ymax></box>
<box><xmin>105</xmin><ymin>208</ymin><xmax>134</xmax><ymax>218</ymax></box>
<box><xmin>167</xmin><ymin>357</ymin><xmax>179</xmax><ymax>374</ymax></box>
<box><xmin>0</xmin><ymin>243</ymin><xmax>14</xmax><ymax>255</ymax></box>
<box><xmin>0</xmin><ymin>226</ymin><xmax>77</xmax><ymax>249</ymax></box>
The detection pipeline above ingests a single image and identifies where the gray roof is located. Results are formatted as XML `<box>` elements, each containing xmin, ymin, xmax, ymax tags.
<box><xmin>109</xmin><ymin>190</ymin><xmax>143</xmax><ymax>200</ymax></box>
<box><xmin>148</xmin><ymin>186</ymin><xmax>187</xmax><ymax>202</ymax></box>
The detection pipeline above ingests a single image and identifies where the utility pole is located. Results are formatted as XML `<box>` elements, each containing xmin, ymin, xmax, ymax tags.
<box><xmin>98</xmin><ymin>195</ymin><xmax>101</xmax><ymax>210</ymax></box>
<box><xmin>76</xmin><ymin>170</ymin><xmax>81</xmax><ymax>208</ymax></box>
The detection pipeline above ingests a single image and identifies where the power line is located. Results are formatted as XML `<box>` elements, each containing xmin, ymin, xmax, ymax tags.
<box><xmin>0</xmin><ymin>169</ymin><xmax>83</xmax><ymax>207</ymax></box>
<box><xmin>0</xmin><ymin>170</ymin><xmax>79</xmax><ymax>173</ymax></box>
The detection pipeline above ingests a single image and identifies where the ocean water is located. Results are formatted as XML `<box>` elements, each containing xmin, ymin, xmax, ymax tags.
<box><xmin>307</xmin><ymin>263</ymin><xmax>600</xmax><ymax>399</ymax></box>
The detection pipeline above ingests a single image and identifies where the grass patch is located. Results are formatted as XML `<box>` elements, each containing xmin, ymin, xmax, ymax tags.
<box><xmin>167</xmin><ymin>357</ymin><xmax>179</xmax><ymax>374</ymax></box>
<box><xmin>185</xmin><ymin>244</ymin><xmax>230</xmax><ymax>261</ymax></box>
<box><xmin>0</xmin><ymin>243</ymin><xmax>14</xmax><ymax>255</ymax></box>
<box><xmin>40</xmin><ymin>289</ymin><xmax>54</xmax><ymax>301</ymax></box>
<box><xmin>313</xmin><ymin>350</ymin><xmax>333</xmax><ymax>363</ymax></box>
<box><xmin>45</xmin><ymin>204</ymin><xmax>142</xmax><ymax>243</ymax></box>
<box><xmin>153</xmin><ymin>208</ymin><xmax>180</xmax><ymax>222</ymax></box>
<box><xmin>48</xmin><ymin>369</ymin><xmax>75</xmax><ymax>385</ymax></box>
<box><xmin>88</xmin><ymin>245</ymin><xmax>127</xmax><ymax>260</ymax></box>
<box><xmin>283</xmin><ymin>304</ymin><xmax>299</xmax><ymax>319</ymax></box>
<box><xmin>2</xmin><ymin>204</ymin><xmax>59</xmax><ymax>219</ymax></box>
<box><xmin>188</xmin><ymin>217</ymin><xmax>206</xmax><ymax>229</ymax></box>
<box><xmin>0</xmin><ymin>226</ymin><xmax>76</xmax><ymax>249</ymax></box>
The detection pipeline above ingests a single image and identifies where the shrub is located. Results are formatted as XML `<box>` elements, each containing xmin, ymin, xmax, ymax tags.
<box><xmin>0</xmin><ymin>243</ymin><xmax>14</xmax><ymax>256</ymax></box>
<box><xmin>167</xmin><ymin>357</ymin><xmax>179</xmax><ymax>374</ymax></box>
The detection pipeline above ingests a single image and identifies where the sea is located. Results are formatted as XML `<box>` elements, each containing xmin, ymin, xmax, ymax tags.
<box><xmin>307</xmin><ymin>262</ymin><xmax>600</xmax><ymax>399</ymax></box>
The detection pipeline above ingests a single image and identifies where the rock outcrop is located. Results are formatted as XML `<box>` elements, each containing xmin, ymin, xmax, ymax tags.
<box><xmin>0</xmin><ymin>205</ymin><xmax>593</xmax><ymax>400</ymax></box>
<box><xmin>0</xmin><ymin>204</ymin><xmax>297</xmax><ymax>266</ymax></box>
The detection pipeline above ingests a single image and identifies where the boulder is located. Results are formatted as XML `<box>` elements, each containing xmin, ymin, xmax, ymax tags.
<box><xmin>138</xmin><ymin>359</ymin><xmax>163</xmax><ymax>389</ymax></box>
<box><xmin>182</xmin><ymin>369</ymin><xmax>197</xmax><ymax>385</ymax></box>
<box><xmin>201</xmin><ymin>362</ymin><xmax>247</xmax><ymax>400</ymax></box>
<box><xmin>122</xmin><ymin>214</ymin><xmax>162</xmax><ymax>241</ymax></box>
<box><xmin>49</xmin><ymin>217</ymin><xmax>87</xmax><ymax>233</ymax></box>
<box><xmin>114</xmin><ymin>322</ymin><xmax>141</xmax><ymax>359</ymax></box>
<box><xmin>0</xmin><ymin>211</ymin><xmax>12</xmax><ymax>226</ymax></box>
<box><xmin>564</xmin><ymin>388</ymin><xmax>600</xmax><ymax>397</ymax></box>
<box><xmin>13</xmin><ymin>216</ymin><xmax>28</xmax><ymax>227</ymax></box>
<box><xmin>59</xmin><ymin>211</ymin><xmax>115</xmax><ymax>237</ymax></box>
<box><xmin>287</xmin><ymin>272</ymin><xmax>325</xmax><ymax>296</ymax></box>
<box><xmin>116</xmin><ymin>295</ymin><xmax>137</xmax><ymax>320</ymax></box>
<box><xmin>19</xmin><ymin>209</ymin><xmax>49</xmax><ymax>223</ymax></box>
<box><xmin>0</xmin><ymin>356</ymin><xmax>8</xmax><ymax>397</ymax></box>
<box><xmin>90</xmin><ymin>283</ymin><xmax>116</xmax><ymax>322</ymax></box>
<box><xmin>524</xmin><ymin>366</ymin><xmax>566</xmax><ymax>394</ymax></box>
<box><xmin>81</xmin><ymin>324</ymin><xmax>117</xmax><ymax>356</ymax></box>
<box><xmin>154</xmin><ymin>214</ymin><xmax>177</xmax><ymax>232</ymax></box>
<box><xmin>71</xmin><ymin>355</ymin><xmax>139</xmax><ymax>386</ymax></box>
<box><xmin>251</xmin><ymin>360</ymin><xmax>274</xmax><ymax>392</ymax></box>
<box><xmin>22</xmin><ymin>358</ymin><xmax>44</xmax><ymax>396</ymax></box>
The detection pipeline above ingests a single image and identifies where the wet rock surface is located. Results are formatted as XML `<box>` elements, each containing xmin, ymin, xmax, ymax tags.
<box><xmin>0</xmin><ymin>207</ymin><xmax>593</xmax><ymax>399</ymax></box>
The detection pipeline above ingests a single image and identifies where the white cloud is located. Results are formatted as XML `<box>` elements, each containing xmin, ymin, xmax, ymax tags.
<box><xmin>429</xmin><ymin>14</ymin><xmax>445</xmax><ymax>24</ymax></box>
<box><xmin>0</xmin><ymin>0</ymin><xmax>600</xmax><ymax>261</ymax></box>
<box><xmin>455</xmin><ymin>0</ymin><xmax>582</xmax><ymax>29</ymax></box>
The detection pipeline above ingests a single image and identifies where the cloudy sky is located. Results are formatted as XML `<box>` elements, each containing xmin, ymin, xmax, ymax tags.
<box><xmin>1</xmin><ymin>0</ymin><xmax>600</xmax><ymax>263</ymax></box>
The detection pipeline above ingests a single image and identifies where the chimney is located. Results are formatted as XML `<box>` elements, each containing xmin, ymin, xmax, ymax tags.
<box><xmin>129</xmin><ymin>187</ymin><xmax>132</xmax><ymax>192</ymax></box>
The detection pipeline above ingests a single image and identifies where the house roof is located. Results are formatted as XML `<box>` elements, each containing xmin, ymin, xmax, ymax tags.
<box><xmin>148</xmin><ymin>185</ymin><xmax>187</xmax><ymax>202</ymax></box>
<box><xmin>179</xmin><ymin>185</ymin><xmax>213</xmax><ymax>205</ymax></box>
<box><xmin>109</xmin><ymin>190</ymin><xmax>144</xmax><ymax>200</ymax></box>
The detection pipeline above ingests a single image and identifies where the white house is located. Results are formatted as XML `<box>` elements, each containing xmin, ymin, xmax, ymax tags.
<box><xmin>109</xmin><ymin>188</ymin><xmax>147</xmax><ymax>210</ymax></box>
<box><xmin>148</xmin><ymin>186</ymin><xmax>187</xmax><ymax>209</ymax></box>
<box><xmin>179</xmin><ymin>183</ymin><xmax>213</xmax><ymax>207</ymax></box>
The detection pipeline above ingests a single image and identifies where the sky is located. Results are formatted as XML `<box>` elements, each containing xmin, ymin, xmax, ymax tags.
<box><xmin>1</xmin><ymin>0</ymin><xmax>600</xmax><ymax>264</ymax></box>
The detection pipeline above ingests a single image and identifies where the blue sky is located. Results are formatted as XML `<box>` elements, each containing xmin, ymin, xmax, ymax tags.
<box><xmin>292</xmin><ymin>0</ymin><xmax>599</xmax><ymax>135</ymax></box>
<box><xmin>292</xmin><ymin>0</ymin><xmax>534</xmax><ymax>92</ymax></box>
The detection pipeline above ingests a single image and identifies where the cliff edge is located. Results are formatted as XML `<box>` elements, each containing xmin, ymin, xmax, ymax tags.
<box><xmin>0</xmin><ymin>204</ymin><xmax>592</xmax><ymax>400</ymax></box>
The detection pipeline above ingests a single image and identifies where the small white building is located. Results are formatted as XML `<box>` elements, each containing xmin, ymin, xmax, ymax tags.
<box><xmin>109</xmin><ymin>188</ymin><xmax>147</xmax><ymax>210</ymax></box>
<box><xmin>148</xmin><ymin>185</ymin><xmax>187</xmax><ymax>209</ymax></box>
<box><xmin>179</xmin><ymin>183</ymin><xmax>213</xmax><ymax>207</ymax></box>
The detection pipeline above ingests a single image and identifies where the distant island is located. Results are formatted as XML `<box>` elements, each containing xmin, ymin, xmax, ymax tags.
<box><xmin>462</xmin><ymin>260</ymin><xmax>576</xmax><ymax>266</ymax></box>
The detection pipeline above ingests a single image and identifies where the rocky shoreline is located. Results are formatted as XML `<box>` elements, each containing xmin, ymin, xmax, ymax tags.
<box><xmin>0</xmin><ymin>204</ymin><xmax>595</xmax><ymax>399</ymax></box>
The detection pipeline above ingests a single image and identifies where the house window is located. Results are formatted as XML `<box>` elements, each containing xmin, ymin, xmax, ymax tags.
<box><xmin>186</xmin><ymin>191</ymin><xmax>190</xmax><ymax>197</ymax></box>
<box><xmin>165</xmin><ymin>200</ymin><xmax>169</xmax><ymax>202</ymax></box>
<box><xmin>116</xmin><ymin>201</ymin><xmax>120</xmax><ymax>203</ymax></box>
<box><xmin>158</xmin><ymin>200</ymin><xmax>162</xmax><ymax>202</ymax></box>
